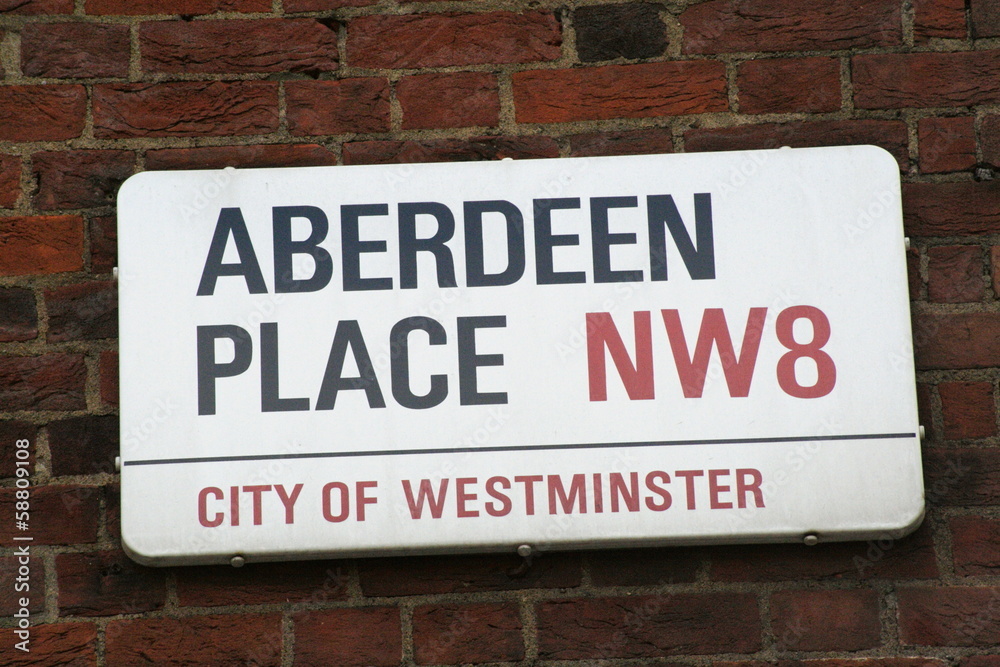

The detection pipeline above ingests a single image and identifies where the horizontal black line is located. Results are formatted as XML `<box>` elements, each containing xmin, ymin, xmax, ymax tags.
<box><xmin>122</xmin><ymin>432</ymin><xmax>916</xmax><ymax>467</ymax></box>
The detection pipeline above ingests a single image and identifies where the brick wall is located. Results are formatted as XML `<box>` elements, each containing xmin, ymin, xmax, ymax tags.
<box><xmin>1</xmin><ymin>0</ymin><xmax>1000</xmax><ymax>664</ymax></box>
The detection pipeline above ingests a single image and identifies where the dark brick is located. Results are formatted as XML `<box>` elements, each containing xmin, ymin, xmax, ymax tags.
<box><xmin>588</xmin><ymin>547</ymin><xmax>700</xmax><ymax>586</ymax></box>
<box><xmin>771</xmin><ymin>589</ymin><xmax>881</xmax><ymax>650</ymax></box>
<box><xmin>343</xmin><ymin>136</ymin><xmax>559</xmax><ymax>165</ymax></box>
<box><xmin>939</xmin><ymin>381</ymin><xmax>996</xmax><ymax>439</ymax></box>
<box><xmin>952</xmin><ymin>516</ymin><xmax>1000</xmax><ymax>576</ymax></box>
<box><xmin>0</xmin><ymin>153</ymin><xmax>21</xmax><ymax>207</ymax></box>
<box><xmin>90</xmin><ymin>216</ymin><xmax>117</xmax><ymax>274</ymax></box>
<box><xmin>33</xmin><ymin>150</ymin><xmax>135</xmax><ymax>210</ymax></box>
<box><xmin>285</xmin><ymin>78</ymin><xmax>391</xmax><ymax>135</ymax></box>
<box><xmin>144</xmin><ymin>144</ymin><xmax>336</xmax><ymax>170</ymax></box>
<box><xmin>568</xmin><ymin>128</ymin><xmax>674</xmax><ymax>157</ymax></box>
<box><xmin>854</xmin><ymin>51</ymin><xmax>1000</xmax><ymax>109</ymax></box>
<box><xmin>914</xmin><ymin>0</ymin><xmax>968</xmax><ymax>40</ymax></box>
<box><xmin>413</xmin><ymin>602</ymin><xmax>523</xmax><ymax>665</ymax></box>
<box><xmin>58</xmin><ymin>551</ymin><xmax>166</xmax><ymax>616</ymax></box>
<box><xmin>575</xmin><ymin>4</ymin><xmax>667</xmax><ymax>62</ymax></box>
<box><xmin>981</xmin><ymin>115</ymin><xmax>1000</xmax><ymax>167</ymax></box>
<box><xmin>0</xmin><ymin>0</ymin><xmax>73</xmax><ymax>12</ymax></box>
<box><xmin>0</xmin><ymin>556</ymin><xmax>44</xmax><ymax>615</ymax></box>
<box><xmin>106</xmin><ymin>614</ymin><xmax>283</xmax><ymax>665</ymax></box>
<box><xmin>100</xmin><ymin>351</ymin><xmax>118</xmax><ymax>407</ymax></box>
<box><xmin>918</xmin><ymin>117</ymin><xmax>976</xmax><ymax>174</ymax></box>
<box><xmin>0</xmin><ymin>354</ymin><xmax>87</xmax><ymax>411</ymax></box>
<box><xmin>294</xmin><ymin>607</ymin><xmax>400</xmax><ymax>667</ymax></box>
<box><xmin>737</xmin><ymin>57</ymin><xmax>841</xmax><ymax>114</ymax></box>
<box><xmin>0</xmin><ymin>288</ymin><xmax>37</xmax><ymax>341</ymax></box>
<box><xmin>48</xmin><ymin>414</ymin><xmax>120</xmax><ymax>477</ymax></box>
<box><xmin>923</xmin><ymin>448</ymin><xmax>1000</xmax><ymax>506</ymax></box>
<box><xmin>45</xmin><ymin>281</ymin><xmax>118</xmax><ymax>341</ymax></box>
<box><xmin>87</xmin><ymin>0</ymin><xmax>269</xmax><ymax>14</ymax></box>
<box><xmin>359</xmin><ymin>552</ymin><xmax>580</xmax><ymax>596</ymax></box>
<box><xmin>22</xmin><ymin>22</ymin><xmax>130</xmax><ymax>78</ymax></box>
<box><xmin>0</xmin><ymin>421</ymin><xmax>37</xmax><ymax>479</ymax></box>
<box><xmin>0</xmin><ymin>485</ymin><xmax>99</xmax><ymax>545</ymax></box>
<box><xmin>927</xmin><ymin>245</ymin><xmax>983</xmax><ymax>303</ymax></box>
<box><xmin>972</xmin><ymin>0</ymin><xmax>1000</xmax><ymax>37</ymax></box>
<box><xmin>905</xmin><ymin>181</ymin><xmax>1000</xmax><ymax>236</ymax></box>
<box><xmin>177</xmin><ymin>560</ymin><xmax>349</xmax><ymax>606</ymax></box>
<box><xmin>0</xmin><ymin>624</ymin><xmax>96</xmax><ymax>667</ymax></box>
<box><xmin>899</xmin><ymin>587</ymin><xmax>1000</xmax><ymax>645</ymax></box>
<box><xmin>914</xmin><ymin>313</ymin><xmax>1000</xmax><ymax>370</ymax></box>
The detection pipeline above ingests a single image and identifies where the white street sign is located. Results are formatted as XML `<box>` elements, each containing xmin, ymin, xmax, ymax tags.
<box><xmin>117</xmin><ymin>146</ymin><xmax>923</xmax><ymax>566</ymax></box>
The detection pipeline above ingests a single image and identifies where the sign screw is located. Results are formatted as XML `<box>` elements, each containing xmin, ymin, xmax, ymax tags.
<box><xmin>517</xmin><ymin>544</ymin><xmax>532</xmax><ymax>557</ymax></box>
<box><xmin>803</xmin><ymin>534</ymin><xmax>819</xmax><ymax>546</ymax></box>
<box><xmin>230</xmin><ymin>555</ymin><xmax>246</xmax><ymax>568</ymax></box>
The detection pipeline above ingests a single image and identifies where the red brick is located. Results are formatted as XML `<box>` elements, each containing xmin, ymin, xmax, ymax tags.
<box><xmin>771</xmin><ymin>589</ymin><xmax>880</xmax><ymax>651</ymax></box>
<box><xmin>915</xmin><ymin>314</ymin><xmax>1000</xmax><ymax>370</ymax></box>
<box><xmin>908</xmin><ymin>247</ymin><xmax>922</xmax><ymax>300</ymax></box>
<box><xmin>176</xmin><ymin>560</ymin><xmax>349</xmax><ymax>606</ymax></box>
<box><xmin>923</xmin><ymin>448</ymin><xmax>1000</xmax><ymax>505</ymax></box>
<box><xmin>0</xmin><ymin>154</ymin><xmax>20</xmax><ymax>207</ymax></box>
<box><xmin>104</xmin><ymin>483</ymin><xmax>120</xmax><ymax>542</ymax></box>
<box><xmin>348</xmin><ymin>12</ymin><xmax>561</xmax><ymax>69</ymax></box>
<box><xmin>927</xmin><ymin>246</ymin><xmax>983</xmax><ymax>303</ymax></box>
<box><xmin>904</xmin><ymin>182</ymin><xmax>1000</xmax><ymax>236</ymax></box>
<box><xmin>33</xmin><ymin>150</ymin><xmax>135</xmax><ymax>210</ymax></box>
<box><xmin>0</xmin><ymin>85</ymin><xmax>85</xmax><ymax>141</ymax></box>
<box><xmin>0</xmin><ymin>556</ymin><xmax>44</xmax><ymax>615</ymax></box>
<box><xmin>709</xmin><ymin>522</ymin><xmax>939</xmax><ymax>581</ymax></box>
<box><xmin>993</xmin><ymin>246</ymin><xmax>1000</xmax><ymax>297</ymax></box>
<box><xmin>855</xmin><ymin>51</ymin><xmax>1000</xmax><ymax>109</ymax></box>
<box><xmin>286</xmin><ymin>78</ymin><xmax>390</xmax><ymax>135</ymax></box>
<box><xmin>0</xmin><ymin>354</ymin><xmax>87</xmax><ymax>411</ymax></box>
<box><xmin>899</xmin><ymin>587</ymin><xmax>1000</xmax><ymax>645</ymax></box>
<box><xmin>22</xmin><ymin>23</ymin><xmax>129</xmax><ymax>78</ymax></box>
<box><xmin>917</xmin><ymin>383</ymin><xmax>934</xmax><ymax>431</ymax></box>
<box><xmin>939</xmin><ymin>381</ymin><xmax>996</xmax><ymax>439</ymax></box>
<box><xmin>568</xmin><ymin>128</ymin><xmax>674</xmax><ymax>157</ymax></box>
<box><xmin>0</xmin><ymin>288</ymin><xmax>37</xmax><ymax>342</ymax></box>
<box><xmin>90</xmin><ymin>216</ymin><xmax>116</xmax><ymax>274</ymax></box>
<box><xmin>48</xmin><ymin>414</ymin><xmax>119</xmax><ymax>477</ymax></box>
<box><xmin>359</xmin><ymin>552</ymin><xmax>580</xmax><ymax>596</ymax></box>
<box><xmin>44</xmin><ymin>281</ymin><xmax>118</xmax><ymax>341</ymax></box>
<box><xmin>779</xmin><ymin>660</ymin><xmax>946</xmax><ymax>667</ymax></box>
<box><xmin>343</xmin><ymin>136</ymin><xmax>559</xmax><ymax>166</ymax></box>
<box><xmin>737</xmin><ymin>57</ymin><xmax>840</xmax><ymax>114</ymax></box>
<box><xmin>918</xmin><ymin>117</ymin><xmax>976</xmax><ymax>174</ymax></box>
<box><xmin>87</xmin><ymin>0</ymin><xmax>269</xmax><ymax>14</ymax></box>
<box><xmin>914</xmin><ymin>0</ymin><xmax>968</xmax><ymax>40</ymax></box>
<box><xmin>589</xmin><ymin>546</ymin><xmax>699</xmax><ymax>586</ymax></box>
<box><xmin>145</xmin><ymin>143</ymin><xmax>336</xmax><ymax>170</ymax></box>
<box><xmin>100</xmin><ymin>351</ymin><xmax>118</xmax><ymax>407</ymax></box>
<box><xmin>0</xmin><ymin>485</ymin><xmax>99</xmax><ymax>544</ymax></box>
<box><xmin>58</xmin><ymin>551</ymin><xmax>166</xmax><ymax>616</ymax></box>
<box><xmin>0</xmin><ymin>215</ymin><xmax>83</xmax><ymax>276</ymax></box>
<box><xmin>981</xmin><ymin>115</ymin><xmax>1000</xmax><ymax>167</ymax></box>
<box><xmin>93</xmin><ymin>81</ymin><xmax>278</xmax><ymax>138</ymax></box>
<box><xmin>961</xmin><ymin>658</ymin><xmax>1000</xmax><ymax>667</ymax></box>
<box><xmin>952</xmin><ymin>516</ymin><xmax>1000</xmax><ymax>576</ymax></box>
<box><xmin>106</xmin><ymin>614</ymin><xmax>283</xmax><ymax>665</ymax></box>
<box><xmin>413</xmin><ymin>602</ymin><xmax>523</xmax><ymax>665</ymax></box>
<box><xmin>971</xmin><ymin>0</ymin><xmax>1000</xmax><ymax>37</ymax></box>
<box><xmin>0</xmin><ymin>420</ymin><xmax>37</xmax><ymax>479</ymax></box>
<box><xmin>685</xmin><ymin>120</ymin><xmax>909</xmax><ymax>169</ymax></box>
<box><xmin>0</xmin><ymin>623</ymin><xmax>96</xmax><ymax>666</ymax></box>
<box><xmin>515</xmin><ymin>61</ymin><xmax>726</xmax><ymax>123</ymax></box>
<box><xmin>140</xmin><ymin>19</ymin><xmax>337</xmax><ymax>74</ymax></box>
<box><xmin>681</xmin><ymin>0</ymin><xmax>901</xmax><ymax>53</ymax></box>
<box><xmin>294</xmin><ymin>607</ymin><xmax>400</xmax><ymax>667</ymax></box>
<box><xmin>399</xmin><ymin>72</ymin><xmax>499</xmax><ymax>130</ymax></box>
<box><xmin>288</xmin><ymin>0</ymin><xmax>373</xmax><ymax>8</ymax></box>
<box><xmin>538</xmin><ymin>593</ymin><xmax>760</xmax><ymax>658</ymax></box>
<box><xmin>0</xmin><ymin>0</ymin><xmax>73</xmax><ymax>13</ymax></box>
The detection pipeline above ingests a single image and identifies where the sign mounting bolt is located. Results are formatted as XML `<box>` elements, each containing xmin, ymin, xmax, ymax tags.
<box><xmin>803</xmin><ymin>534</ymin><xmax>819</xmax><ymax>546</ymax></box>
<box><xmin>230</xmin><ymin>555</ymin><xmax>246</xmax><ymax>568</ymax></box>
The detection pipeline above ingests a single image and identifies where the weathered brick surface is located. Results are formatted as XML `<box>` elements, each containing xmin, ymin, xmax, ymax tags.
<box><xmin>914</xmin><ymin>314</ymin><xmax>1000</xmax><ymax>370</ymax></box>
<box><xmin>33</xmin><ymin>150</ymin><xmax>135</xmax><ymax>210</ymax></box>
<box><xmin>47</xmin><ymin>414</ymin><xmax>120</xmax><ymax>476</ymax></box>
<box><xmin>398</xmin><ymin>72</ymin><xmax>500</xmax><ymax>129</ymax></box>
<box><xmin>89</xmin><ymin>216</ymin><xmax>117</xmax><ymax>273</ymax></box>
<box><xmin>0</xmin><ymin>556</ymin><xmax>45</xmax><ymax>615</ymax></box>
<box><xmin>0</xmin><ymin>420</ymin><xmax>37</xmax><ymax>478</ymax></box>
<box><xmin>899</xmin><ymin>587</ymin><xmax>1000</xmax><ymax>645</ymax></box>
<box><xmin>927</xmin><ymin>246</ymin><xmax>983</xmax><ymax>303</ymax></box>
<box><xmin>176</xmin><ymin>560</ymin><xmax>349</xmax><ymax>606</ymax></box>
<box><xmin>685</xmin><ymin>120</ymin><xmax>909</xmax><ymax>168</ymax></box>
<box><xmin>537</xmin><ymin>593</ymin><xmax>761</xmax><ymax>658</ymax></box>
<box><xmin>343</xmin><ymin>136</ymin><xmax>560</xmax><ymax>165</ymax></box>
<box><xmin>0</xmin><ymin>354</ymin><xmax>87</xmax><ymax>411</ymax></box>
<box><xmin>347</xmin><ymin>12</ymin><xmax>561</xmax><ymax>68</ymax></box>
<box><xmin>413</xmin><ymin>602</ymin><xmax>523</xmax><ymax>664</ymax></box>
<box><xmin>923</xmin><ymin>448</ymin><xmax>1000</xmax><ymax>506</ymax></box>
<box><xmin>0</xmin><ymin>85</ymin><xmax>86</xmax><ymax>141</ymax></box>
<box><xmin>44</xmin><ymin>281</ymin><xmax>118</xmax><ymax>341</ymax></box>
<box><xmin>737</xmin><ymin>57</ymin><xmax>840</xmax><ymax>114</ymax></box>
<box><xmin>982</xmin><ymin>115</ymin><xmax>1000</xmax><ymax>166</ymax></box>
<box><xmin>294</xmin><ymin>607</ymin><xmax>401</xmax><ymax>667</ymax></box>
<box><xmin>144</xmin><ymin>144</ymin><xmax>336</xmax><ymax>170</ymax></box>
<box><xmin>0</xmin><ymin>153</ymin><xmax>19</xmax><ymax>207</ymax></box>
<box><xmin>514</xmin><ymin>61</ymin><xmax>727</xmax><ymax>123</ymax></box>
<box><xmin>87</xmin><ymin>0</ymin><xmax>269</xmax><ymax>14</ymax></box>
<box><xmin>287</xmin><ymin>0</ymin><xmax>372</xmax><ymax>9</ymax></box>
<box><xmin>952</xmin><ymin>516</ymin><xmax>1000</xmax><ymax>576</ymax></box>
<box><xmin>286</xmin><ymin>78</ymin><xmax>391</xmax><ymax>135</ymax></box>
<box><xmin>22</xmin><ymin>22</ymin><xmax>130</xmax><ymax>78</ymax></box>
<box><xmin>905</xmin><ymin>182</ymin><xmax>1000</xmax><ymax>236</ymax></box>
<box><xmin>589</xmin><ymin>547</ymin><xmax>700</xmax><ymax>586</ymax></box>
<box><xmin>918</xmin><ymin>117</ymin><xmax>976</xmax><ymax>174</ymax></box>
<box><xmin>106</xmin><ymin>614</ymin><xmax>283</xmax><ymax>665</ymax></box>
<box><xmin>574</xmin><ymin>3</ymin><xmax>667</xmax><ymax>62</ymax></box>
<box><xmin>771</xmin><ymin>589</ymin><xmax>881</xmax><ymax>650</ymax></box>
<box><xmin>94</xmin><ymin>81</ymin><xmax>278</xmax><ymax>138</ymax></box>
<box><xmin>140</xmin><ymin>19</ymin><xmax>338</xmax><ymax>74</ymax></box>
<box><xmin>0</xmin><ymin>623</ymin><xmax>96</xmax><ymax>666</ymax></box>
<box><xmin>0</xmin><ymin>215</ymin><xmax>84</xmax><ymax>276</ymax></box>
<box><xmin>914</xmin><ymin>0</ymin><xmax>968</xmax><ymax>40</ymax></box>
<box><xmin>57</xmin><ymin>551</ymin><xmax>166</xmax><ymax>616</ymax></box>
<box><xmin>0</xmin><ymin>485</ymin><xmax>99</xmax><ymax>544</ymax></box>
<box><xmin>855</xmin><ymin>51</ymin><xmax>1000</xmax><ymax>109</ymax></box>
<box><xmin>971</xmin><ymin>0</ymin><xmax>1000</xmax><ymax>37</ymax></box>
<box><xmin>939</xmin><ymin>381</ymin><xmax>996</xmax><ymax>439</ymax></box>
<box><xmin>568</xmin><ymin>128</ymin><xmax>674</xmax><ymax>157</ymax></box>
<box><xmin>681</xmin><ymin>0</ymin><xmax>901</xmax><ymax>53</ymax></box>
<box><xmin>0</xmin><ymin>0</ymin><xmax>73</xmax><ymax>13</ymax></box>
<box><xmin>0</xmin><ymin>288</ymin><xmax>37</xmax><ymax>341</ymax></box>
<box><xmin>99</xmin><ymin>350</ymin><xmax>118</xmax><ymax>407</ymax></box>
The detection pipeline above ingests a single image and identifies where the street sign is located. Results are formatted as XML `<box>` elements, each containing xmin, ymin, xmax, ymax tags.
<box><xmin>117</xmin><ymin>145</ymin><xmax>923</xmax><ymax>566</ymax></box>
